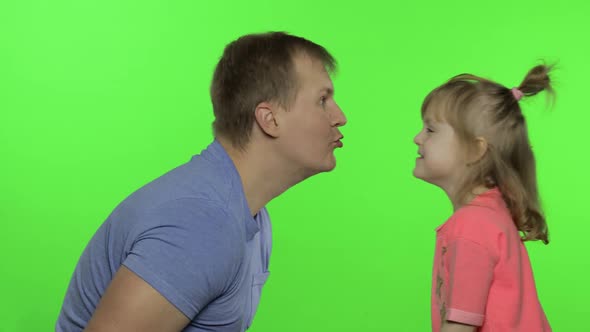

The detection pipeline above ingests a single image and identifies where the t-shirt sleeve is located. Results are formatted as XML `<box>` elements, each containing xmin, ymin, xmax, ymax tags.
<box><xmin>445</xmin><ymin>237</ymin><xmax>496</xmax><ymax>326</ymax></box>
<box><xmin>121</xmin><ymin>198</ymin><xmax>240</xmax><ymax>319</ymax></box>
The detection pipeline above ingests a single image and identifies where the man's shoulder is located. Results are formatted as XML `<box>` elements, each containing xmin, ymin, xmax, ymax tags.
<box><xmin>104</xmin><ymin>141</ymin><xmax>249</xmax><ymax>248</ymax></box>
<box><xmin>120</xmin><ymin>151</ymin><xmax>238</xmax><ymax>215</ymax></box>
<box><xmin>107</xmin><ymin>157</ymin><xmax>244</xmax><ymax>237</ymax></box>
<box><xmin>114</xmin><ymin>194</ymin><xmax>241</xmax><ymax>242</ymax></box>
<box><xmin>150</xmin><ymin>152</ymin><xmax>235</xmax><ymax>201</ymax></box>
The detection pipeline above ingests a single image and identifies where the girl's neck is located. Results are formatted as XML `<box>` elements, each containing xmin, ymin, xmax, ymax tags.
<box><xmin>449</xmin><ymin>185</ymin><xmax>491</xmax><ymax>211</ymax></box>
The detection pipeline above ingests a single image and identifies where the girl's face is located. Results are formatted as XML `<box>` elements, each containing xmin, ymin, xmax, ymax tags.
<box><xmin>413</xmin><ymin>112</ymin><xmax>468</xmax><ymax>195</ymax></box>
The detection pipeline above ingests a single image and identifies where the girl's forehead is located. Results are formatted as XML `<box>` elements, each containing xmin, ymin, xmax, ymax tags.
<box><xmin>421</xmin><ymin>90</ymin><xmax>457</xmax><ymax>121</ymax></box>
<box><xmin>422</xmin><ymin>105</ymin><xmax>448</xmax><ymax>124</ymax></box>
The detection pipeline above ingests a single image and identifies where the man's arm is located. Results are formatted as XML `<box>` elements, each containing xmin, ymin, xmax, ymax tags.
<box><xmin>440</xmin><ymin>321</ymin><xmax>477</xmax><ymax>332</ymax></box>
<box><xmin>84</xmin><ymin>266</ymin><xmax>190</xmax><ymax>332</ymax></box>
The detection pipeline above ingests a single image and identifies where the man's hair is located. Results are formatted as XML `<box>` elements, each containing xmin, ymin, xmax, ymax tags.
<box><xmin>210</xmin><ymin>31</ymin><xmax>336</xmax><ymax>149</ymax></box>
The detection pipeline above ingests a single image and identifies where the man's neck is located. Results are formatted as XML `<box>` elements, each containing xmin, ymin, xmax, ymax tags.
<box><xmin>218</xmin><ymin>137</ymin><xmax>307</xmax><ymax>217</ymax></box>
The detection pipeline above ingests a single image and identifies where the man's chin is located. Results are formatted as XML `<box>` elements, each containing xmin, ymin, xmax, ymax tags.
<box><xmin>322</xmin><ymin>156</ymin><xmax>337</xmax><ymax>172</ymax></box>
<box><xmin>323</xmin><ymin>163</ymin><xmax>337</xmax><ymax>172</ymax></box>
<box><xmin>307</xmin><ymin>160</ymin><xmax>337</xmax><ymax>177</ymax></box>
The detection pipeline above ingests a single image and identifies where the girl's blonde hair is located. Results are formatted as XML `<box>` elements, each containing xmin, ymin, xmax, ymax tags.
<box><xmin>422</xmin><ymin>65</ymin><xmax>554</xmax><ymax>244</ymax></box>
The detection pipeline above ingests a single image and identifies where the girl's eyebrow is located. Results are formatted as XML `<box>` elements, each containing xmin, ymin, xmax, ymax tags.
<box><xmin>319</xmin><ymin>87</ymin><xmax>334</xmax><ymax>96</ymax></box>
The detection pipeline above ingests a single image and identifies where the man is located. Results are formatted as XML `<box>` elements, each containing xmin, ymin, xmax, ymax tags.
<box><xmin>56</xmin><ymin>31</ymin><xmax>347</xmax><ymax>332</ymax></box>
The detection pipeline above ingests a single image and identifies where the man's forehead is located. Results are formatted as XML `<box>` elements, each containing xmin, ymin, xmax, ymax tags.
<box><xmin>293</xmin><ymin>53</ymin><xmax>330</xmax><ymax>77</ymax></box>
<box><xmin>289</xmin><ymin>54</ymin><xmax>332</xmax><ymax>97</ymax></box>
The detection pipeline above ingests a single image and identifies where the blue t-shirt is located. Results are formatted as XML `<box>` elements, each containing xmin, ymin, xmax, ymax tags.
<box><xmin>56</xmin><ymin>140</ymin><xmax>272</xmax><ymax>332</ymax></box>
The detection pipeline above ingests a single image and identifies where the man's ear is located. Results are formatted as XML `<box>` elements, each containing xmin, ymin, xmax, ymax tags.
<box><xmin>468</xmin><ymin>137</ymin><xmax>488</xmax><ymax>165</ymax></box>
<box><xmin>254</xmin><ymin>101</ymin><xmax>280</xmax><ymax>138</ymax></box>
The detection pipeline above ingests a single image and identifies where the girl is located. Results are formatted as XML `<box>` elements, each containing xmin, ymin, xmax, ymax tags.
<box><xmin>413</xmin><ymin>65</ymin><xmax>553</xmax><ymax>332</ymax></box>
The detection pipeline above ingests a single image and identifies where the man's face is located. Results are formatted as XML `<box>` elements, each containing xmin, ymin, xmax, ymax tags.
<box><xmin>275</xmin><ymin>53</ymin><xmax>347</xmax><ymax>178</ymax></box>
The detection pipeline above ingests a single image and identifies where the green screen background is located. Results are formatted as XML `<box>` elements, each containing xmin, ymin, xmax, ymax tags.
<box><xmin>1</xmin><ymin>0</ymin><xmax>588</xmax><ymax>331</ymax></box>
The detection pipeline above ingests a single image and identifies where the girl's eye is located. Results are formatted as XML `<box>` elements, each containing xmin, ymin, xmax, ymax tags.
<box><xmin>426</xmin><ymin>127</ymin><xmax>434</xmax><ymax>133</ymax></box>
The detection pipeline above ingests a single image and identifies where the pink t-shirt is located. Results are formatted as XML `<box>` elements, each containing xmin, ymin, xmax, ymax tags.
<box><xmin>431</xmin><ymin>188</ymin><xmax>551</xmax><ymax>332</ymax></box>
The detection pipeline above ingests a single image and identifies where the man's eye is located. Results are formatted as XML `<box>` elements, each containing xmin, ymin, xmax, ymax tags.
<box><xmin>426</xmin><ymin>127</ymin><xmax>434</xmax><ymax>133</ymax></box>
<box><xmin>320</xmin><ymin>96</ymin><xmax>327</xmax><ymax>106</ymax></box>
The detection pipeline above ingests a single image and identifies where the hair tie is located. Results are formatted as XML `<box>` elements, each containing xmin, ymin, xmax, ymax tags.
<box><xmin>511</xmin><ymin>87</ymin><xmax>524</xmax><ymax>101</ymax></box>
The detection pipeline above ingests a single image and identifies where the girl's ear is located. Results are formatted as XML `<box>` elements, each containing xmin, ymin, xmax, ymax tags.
<box><xmin>467</xmin><ymin>137</ymin><xmax>488</xmax><ymax>165</ymax></box>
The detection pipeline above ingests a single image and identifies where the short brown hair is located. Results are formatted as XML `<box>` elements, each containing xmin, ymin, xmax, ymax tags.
<box><xmin>422</xmin><ymin>64</ymin><xmax>554</xmax><ymax>244</ymax></box>
<box><xmin>210</xmin><ymin>32</ymin><xmax>336</xmax><ymax>149</ymax></box>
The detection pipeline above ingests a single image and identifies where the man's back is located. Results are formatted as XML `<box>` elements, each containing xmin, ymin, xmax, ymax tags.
<box><xmin>57</xmin><ymin>141</ymin><xmax>272</xmax><ymax>331</ymax></box>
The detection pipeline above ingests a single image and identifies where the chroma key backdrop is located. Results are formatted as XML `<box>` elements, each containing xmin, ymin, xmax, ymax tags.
<box><xmin>1</xmin><ymin>0</ymin><xmax>588</xmax><ymax>331</ymax></box>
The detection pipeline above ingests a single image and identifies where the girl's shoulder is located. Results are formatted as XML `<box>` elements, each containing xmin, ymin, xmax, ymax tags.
<box><xmin>445</xmin><ymin>202</ymin><xmax>514</xmax><ymax>243</ymax></box>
